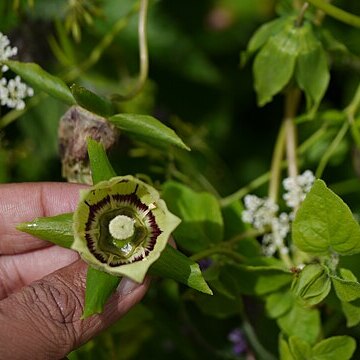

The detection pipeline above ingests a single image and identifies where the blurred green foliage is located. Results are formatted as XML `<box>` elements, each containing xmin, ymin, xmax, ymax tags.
<box><xmin>1</xmin><ymin>0</ymin><xmax>360</xmax><ymax>359</ymax></box>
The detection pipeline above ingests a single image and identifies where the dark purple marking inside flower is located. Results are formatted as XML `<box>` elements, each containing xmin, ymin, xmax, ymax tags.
<box><xmin>83</xmin><ymin>191</ymin><xmax>162</xmax><ymax>266</ymax></box>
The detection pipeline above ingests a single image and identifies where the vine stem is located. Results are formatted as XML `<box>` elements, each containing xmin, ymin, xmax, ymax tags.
<box><xmin>307</xmin><ymin>0</ymin><xmax>360</xmax><ymax>28</ymax></box>
<box><xmin>111</xmin><ymin>0</ymin><xmax>149</xmax><ymax>101</ymax></box>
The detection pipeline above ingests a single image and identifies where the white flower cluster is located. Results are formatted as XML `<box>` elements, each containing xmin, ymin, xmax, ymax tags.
<box><xmin>283</xmin><ymin>170</ymin><xmax>315</xmax><ymax>210</ymax></box>
<box><xmin>0</xmin><ymin>32</ymin><xmax>33</xmax><ymax>110</ymax></box>
<box><xmin>242</xmin><ymin>170</ymin><xmax>315</xmax><ymax>257</ymax></box>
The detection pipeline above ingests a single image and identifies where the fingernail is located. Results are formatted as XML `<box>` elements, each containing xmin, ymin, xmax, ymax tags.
<box><xmin>117</xmin><ymin>277</ymin><xmax>140</xmax><ymax>296</ymax></box>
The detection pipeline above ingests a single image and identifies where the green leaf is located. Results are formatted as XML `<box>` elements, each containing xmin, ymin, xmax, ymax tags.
<box><xmin>293</xmin><ymin>179</ymin><xmax>360</xmax><ymax>256</ymax></box>
<box><xmin>16</xmin><ymin>212</ymin><xmax>74</xmax><ymax>248</ymax></box>
<box><xmin>341</xmin><ymin>299</ymin><xmax>360</xmax><ymax>327</ymax></box>
<box><xmin>331</xmin><ymin>275</ymin><xmax>360</xmax><ymax>302</ymax></box>
<box><xmin>253</xmin><ymin>24</ymin><xmax>300</xmax><ymax>106</ymax></box>
<box><xmin>241</xmin><ymin>16</ymin><xmax>292</xmax><ymax>66</ymax></box>
<box><xmin>265</xmin><ymin>290</ymin><xmax>294</xmax><ymax>319</ymax></box>
<box><xmin>295</xmin><ymin>23</ymin><xmax>330</xmax><ymax>114</ymax></box>
<box><xmin>162</xmin><ymin>181</ymin><xmax>223</xmax><ymax>253</ymax></box>
<box><xmin>279</xmin><ymin>335</ymin><xmax>295</xmax><ymax>360</ymax></box>
<box><xmin>3</xmin><ymin>60</ymin><xmax>75</xmax><ymax>105</ymax></box>
<box><xmin>149</xmin><ymin>244</ymin><xmax>212</xmax><ymax>295</ymax></box>
<box><xmin>312</xmin><ymin>336</ymin><xmax>356</xmax><ymax>360</ymax></box>
<box><xmin>289</xmin><ymin>336</ymin><xmax>312</xmax><ymax>360</ymax></box>
<box><xmin>87</xmin><ymin>137</ymin><xmax>116</xmax><ymax>184</ymax></box>
<box><xmin>108</xmin><ymin>114</ymin><xmax>190</xmax><ymax>151</ymax></box>
<box><xmin>220</xmin><ymin>261</ymin><xmax>292</xmax><ymax>296</ymax></box>
<box><xmin>71</xmin><ymin>84</ymin><xmax>113</xmax><ymax>117</ymax></box>
<box><xmin>277</xmin><ymin>303</ymin><xmax>321</xmax><ymax>344</ymax></box>
<box><xmin>291</xmin><ymin>264</ymin><xmax>331</xmax><ymax>306</ymax></box>
<box><xmin>82</xmin><ymin>267</ymin><xmax>120</xmax><ymax>318</ymax></box>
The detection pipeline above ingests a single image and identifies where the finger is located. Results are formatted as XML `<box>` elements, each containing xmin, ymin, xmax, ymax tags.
<box><xmin>0</xmin><ymin>182</ymin><xmax>86</xmax><ymax>255</ymax></box>
<box><xmin>0</xmin><ymin>246</ymin><xmax>79</xmax><ymax>300</ymax></box>
<box><xmin>0</xmin><ymin>260</ymin><xmax>150</xmax><ymax>360</ymax></box>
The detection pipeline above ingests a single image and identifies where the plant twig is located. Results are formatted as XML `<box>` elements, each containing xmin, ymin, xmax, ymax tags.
<box><xmin>307</xmin><ymin>0</ymin><xmax>360</xmax><ymax>28</ymax></box>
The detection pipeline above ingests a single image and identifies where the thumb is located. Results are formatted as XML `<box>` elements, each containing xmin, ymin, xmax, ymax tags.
<box><xmin>0</xmin><ymin>259</ymin><xmax>149</xmax><ymax>360</ymax></box>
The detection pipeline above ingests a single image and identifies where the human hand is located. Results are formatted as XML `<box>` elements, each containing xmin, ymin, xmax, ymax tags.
<box><xmin>0</xmin><ymin>183</ymin><xmax>150</xmax><ymax>360</ymax></box>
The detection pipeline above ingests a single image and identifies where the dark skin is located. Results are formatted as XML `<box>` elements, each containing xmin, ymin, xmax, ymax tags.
<box><xmin>0</xmin><ymin>183</ymin><xmax>149</xmax><ymax>360</ymax></box>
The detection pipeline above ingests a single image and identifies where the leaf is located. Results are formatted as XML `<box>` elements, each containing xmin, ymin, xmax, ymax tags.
<box><xmin>312</xmin><ymin>336</ymin><xmax>356</xmax><ymax>360</ymax></box>
<box><xmin>71</xmin><ymin>84</ymin><xmax>113</xmax><ymax>117</ymax></box>
<box><xmin>295</xmin><ymin>23</ymin><xmax>330</xmax><ymax>114</ymax></box>
<box><xmin>330</xmin><ymin>275</ymin><xmax>360</xmax><ymax>302</ymax></box>
<box><xmin>341</xmin><ymin>299</ymin><xmax>360</xmax><ymax>327</ymax></box>
<box><xmin>241</xmin><ymin>16</ymin><xmax>292</xmax><ymax>66</ymax></box>
<box><xmin>265</xmin><ymin>290</ymin><xmax>294</xmax><ymax>319</ymax></box>
<box><xmin>293</xmin><ymin>179</ymin><xmax>360</xmax><ymax>256</ymax></box>
<box><xmin>289</xmin><ymin>336</ymin><xmax>312</xmax><ymax>360</ymax></box>
<box><xmin>291</xmin><ymin>264</ymin><xmax>331</xmax><ymax>306</ymax></box>
<box><xmin>162</xmin><ymin>181</ymin><xmax>223</xmax><ymax>253</ymax></box>
<box><xmin>277</xmin><ymin>303</ymin><xmax>321</xmax><ymax>344</ymax></box>
<box><xmin>16</xmin><ymin>212</ymin><xmax>74</xmax><ymax>249</ymax></box>
<box><xmin>220</xmin><ymin>261</ymin><xmax>292</xmax><ymax>296</ymax></box>
<box><xmin>149</xmin><ymin>244</ymin><xmax>212</xmax><ymax>295</ymax></box>
<box><xmin>87</xmin><ymin>137</ymin><xmax>116</xmax><ymax>184</ymax></box>
<box><xmin>108</xmin><ymin>114</ymin><xmax>190</xmax><ymax>151</ymax></box>
<box><xmin>3</xmin><ymin>60</ymin><xmax>75</xmax><ymax>105</ymax></box>
<box><xmin>82</xmin><ymin>267</ymin><xmax>120</xmax><ymax>318</ymax></box>
<box><xmin>253</xmin><ymin>24</ymin><xmax>301</xmax><ymax>106</ymax></box>
<box><xmin>279</xmin><ymin>335</ymin><xmax>295</xmax><ymax>360</ymax></box>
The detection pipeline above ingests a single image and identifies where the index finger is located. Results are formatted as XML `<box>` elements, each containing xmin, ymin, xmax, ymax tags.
<box><xmin>0</xmin><ymin>182</ymin><xmax>86</xmax><ymax>255</ymax></box>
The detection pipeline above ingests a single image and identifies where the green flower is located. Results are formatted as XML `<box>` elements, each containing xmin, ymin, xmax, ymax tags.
<box><xmin>72</xmin><ymin>175</ymin><xmax>181</xmax><ymax>282</ymax></box>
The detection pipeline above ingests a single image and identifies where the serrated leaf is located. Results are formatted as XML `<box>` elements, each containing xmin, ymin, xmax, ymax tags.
<box><xmin>277</xmin><ymin>303</ymin><xmax>320</xmax><ymax>344</ymax></box>
<box><xmin>291</xmin><ymin>264</ymin><xmax>331</xmax><ymax>306</ymax></box>
<box><xmin>295</xmin><ymin>23</ymin><xmax>330</xmax><ymax>114</ymax></box>
<box><xmin>71</xmin><ymin>84</ymin><xmax>113</xmax><ymax>117</ymax></box>
<box><xmin>253</xmin><ymin>24</ymin><xmax>301</xmax><ymax>106</ymax></box>
<box><xmin>312</xmin><ymin>336</ymin><xmax>356</xmax><ymax>360</ymax></box>
<box><xmin>16</xmin><ymin>212</ymin><xmax>74</xmax><ymax>249</ymax></box>
<box><xmin>109</xmin><ymin>114</ymin><xmax>190</xmax><ymax>151</ymax></box>
<box><xmin>293</xmin><ymin>179</ymin><xmax>360</xmax><ymax>256</ymax></box>
<box><xmin>3</xmin><ymin>60</ymin><xmax>75</xmax><ymax>105</ymax></box>
<box><xmin>162</xmin><ymin>181</ymin><xmax>223</xmax><ymax>253</ymax></box>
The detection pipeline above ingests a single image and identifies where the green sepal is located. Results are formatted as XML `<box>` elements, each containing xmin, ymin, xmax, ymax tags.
<box><xmin>70</xmin><ymin>84</ymin><xmax>113</xmax><ymax>117</ymax></box>
<box><xmin>108</xmin><ymin>114</ymin><xmax>190</xmax><ymax>151</ymax></box>
<box><xmin>87</xmin><ymin>137</ymin><xmax>117</xmax><ymax>183</ymax></box>
<box><xmin>82</xmin><ymin>267</ymin><xmax>120</xmax><ymax>319</ymax></box>
<box><xmin>16</xmin><ymin>212</ymin><xmax>74</xmax><ymax>249</ymax></box>
<box><xmin>149</xmin><ymin>244</ymin><xmax>213</xmax><ymax>295</ymax></box>
<box><xmin>2</xmin><ymin>60</ymin><xmax>75</xmax><ymax>105</ymax></box>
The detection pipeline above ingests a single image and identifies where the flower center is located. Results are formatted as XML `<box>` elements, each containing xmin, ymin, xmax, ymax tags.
<box><xmin>108</xmin><ymin>215</ymin><xmax>135</xmax><ymax>240</ymax></box>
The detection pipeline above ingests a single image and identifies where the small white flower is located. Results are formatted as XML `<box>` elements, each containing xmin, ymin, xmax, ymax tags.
<box><xmin>283</xmin><ymin>170</ymin><xmax>315</xmax><ymax>209</ymax></box>
<box><xmin>242</xmin><ymin>195</ymin><xmax>278</xmax><ymax>230</ymax></box>
<box><xmin>0</xmin><ymin>32</ymin><xmax>18</xmax><ymax>71</ymax></box>
<box><xmin>0</xmin><ymin>76</ymin><xmax>34</xmax><ymax>110</ymax></box>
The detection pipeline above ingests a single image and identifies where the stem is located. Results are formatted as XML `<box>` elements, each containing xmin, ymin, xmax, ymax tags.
<box><xmin>268</xmin><ymin>122</ymin><xmax>286</xmax><ymax>203</ymax></box>
<box><xmin>295</xmin><ymin>2</ymin><xmax>309</xmax><ymax>27</ymax></box>
<box><xmin>284</xmin><ymin>88</ymin><xmax>301</xmax><ymax>180</ymax></box>
<box><xmin>315</xmin><ymin>120</ymin><xmax>349</xmax><ymax>178</ymax></box>
<box><xmin>307</xmin><ymin>0</ymin><xmax>360</xmax><ymax>28</ymax></box>
<box><xmin>111</xmin><ymin>0</ymin><xmax>149</xmax><ymax>101</ymax></box>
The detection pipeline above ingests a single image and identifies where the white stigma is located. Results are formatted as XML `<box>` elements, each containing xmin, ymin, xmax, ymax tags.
<box><xmin>109</xmin><ymin>215</ymin><xmax>135</xmax><ymax>240</ymax></box>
